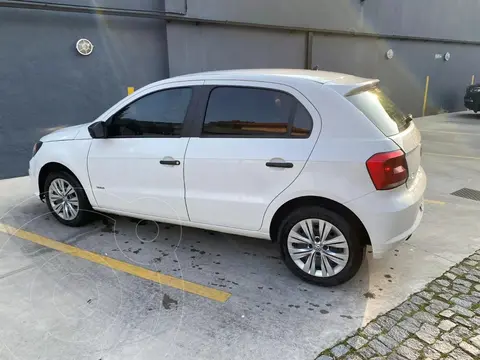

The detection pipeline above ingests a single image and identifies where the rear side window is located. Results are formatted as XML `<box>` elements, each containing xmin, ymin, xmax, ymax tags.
<box><xmin>202</xmin><ymin>86</ymin><xmax>312</xmax><ymax>137</ymax></box>
<box><xmin>347</xmin><ymin>86</ymin><xmax>408</xmax><ymax>136</ymax></box>
<box><xmin>292</xmin><ymin>102</ymin><xmax>313</xmax><ymax>137</ymax></box>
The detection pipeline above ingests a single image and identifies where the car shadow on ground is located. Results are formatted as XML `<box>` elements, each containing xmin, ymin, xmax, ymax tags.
<box><xmin>3</xmin><ymin>199</ymin><xmax>377</xmax><ymax>304</ymax></box>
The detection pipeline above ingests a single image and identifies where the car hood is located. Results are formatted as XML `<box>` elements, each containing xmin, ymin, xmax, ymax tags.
<box><xmin>40</xmin><ymin>123</ymin><xmax>88</xmax><ymax>142</ymax></box>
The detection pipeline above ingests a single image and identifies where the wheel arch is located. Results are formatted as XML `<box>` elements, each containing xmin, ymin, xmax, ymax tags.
<box><xmin>38</xmin><ymin>162</ymin><xmax>85</xmax><ymax>199</ymax></box>
<box><xmin>269</xmin><ymin>196</ymin><xmax>371</xmax><ymax>246</ymax></box>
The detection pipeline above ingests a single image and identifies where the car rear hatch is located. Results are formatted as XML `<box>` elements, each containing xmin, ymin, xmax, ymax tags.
<box><xmin>388</xmin><ymin>123</ymin><xmax>422</xmax><ymax>187</ymax></box>
<box><xmin>346</xmin><ymin>84</ymin><xmax>422</xmax><ymax>188</ymax></box>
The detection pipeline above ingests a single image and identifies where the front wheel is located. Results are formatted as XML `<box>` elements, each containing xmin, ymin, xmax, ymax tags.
<box><xmin>278</xmin><ymin>206</ymin><xmax>364</xmax><ymax>286</ymax></box>
<box><xmin>45</xmin><ymin>171</ymin><xmax>93</xmax><ymax>227</ymax></box>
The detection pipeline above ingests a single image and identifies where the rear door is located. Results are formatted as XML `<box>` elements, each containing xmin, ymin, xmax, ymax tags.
<box><xmin>347</xmin><ymin>85</ymin><xmax>422</xmax><ymax>187</ymax></box>
<box><xmin>184</xmin><ymin>81</ymin><xmax>320</xmax><ymax>231</ymax></box>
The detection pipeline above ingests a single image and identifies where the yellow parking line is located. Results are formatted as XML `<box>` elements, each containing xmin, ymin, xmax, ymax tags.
<box><xmin>423</xmin><ymin>152</ymin><xmax>480</xmax><ymax>161</ymax></box>
<box><xmin>0</xmin><ymin>223</ymin><xmax>231</xmax><ymax>303</ymax></box>
<box><xmin>425</xmin><ymin>199</ymin><xmax>446</xmax><ymax>205</ymax></box>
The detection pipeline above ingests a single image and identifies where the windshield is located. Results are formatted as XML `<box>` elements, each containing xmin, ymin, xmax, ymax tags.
<box><xmin>347</xmin><ymin>86</ymin><xmax>409</xmax><ymax>136</ymax></box>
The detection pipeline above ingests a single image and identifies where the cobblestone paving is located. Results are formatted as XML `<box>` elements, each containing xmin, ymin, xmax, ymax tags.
<box><xmin>316</xmin><ymin>250</ymin><xmax>480</xmax><ymax>360</ymax></box>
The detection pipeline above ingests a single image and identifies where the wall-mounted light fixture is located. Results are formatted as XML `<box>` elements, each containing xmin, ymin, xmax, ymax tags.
<box><xmin>444</xmin><ymin>52</ymin><xmax>451</xmax><ymax>61</ymax></box>
<box><xmin>76</xmin><ymin>38</ymin><xmax>94</xmax><ymax>56</ymax></box>
<box><xmin>386</xmin><ymin>49</ymin><xmax>394</xmax><ymax>60</ymax></box>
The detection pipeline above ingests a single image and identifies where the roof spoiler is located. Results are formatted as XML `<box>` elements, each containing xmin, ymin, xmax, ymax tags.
<box><xmin>344</xmin><ymin>80</ymin><xmax>380</xmax><ymax>97</ymax></box>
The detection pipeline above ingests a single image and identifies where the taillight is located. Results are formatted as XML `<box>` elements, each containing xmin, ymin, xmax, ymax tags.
<box><xmin>366</xmin><ymin>150</ymin><xmax>409</xmax><ymax>190</ymax></box>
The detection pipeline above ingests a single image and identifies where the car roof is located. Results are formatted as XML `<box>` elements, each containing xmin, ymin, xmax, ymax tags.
<box><xmin>145</xmin><ymin>69</ymin><xmax>379</xmax><ymax>96</ymax></box>
<box><xmin>166</xmin><ymin>68</ymin><xmax>372</xmax><ymax>84</ymax></box>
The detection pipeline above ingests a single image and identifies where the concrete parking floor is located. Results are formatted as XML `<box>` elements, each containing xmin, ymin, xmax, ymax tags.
<box><xmin>0</xmin><ymin>112</ymin><xmax>480</xmax><ymax>360</ymax></box>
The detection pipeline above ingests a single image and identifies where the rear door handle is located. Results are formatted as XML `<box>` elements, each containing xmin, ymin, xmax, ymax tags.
<box><xmin>266</xmin><ymin>162</ymin><xmax>293</xmax><ymax>168</ymax></box>
<box><xmin>160</xmin><ymin>159</ymin><xmax>181</xmax><ymax>166</ymax></box>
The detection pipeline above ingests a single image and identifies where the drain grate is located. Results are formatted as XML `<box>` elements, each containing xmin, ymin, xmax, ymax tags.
<box><xmin>451</xmin><ymin>188</ymin><xmax>480</xmax><ymax>202</ymax></box>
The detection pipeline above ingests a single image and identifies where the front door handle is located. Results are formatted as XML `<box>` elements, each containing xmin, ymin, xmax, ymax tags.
<box><xmin>160</xmin><ymin>159</ymin><xmax>181</xmax><ymax>166</ymax></box>
<box><xmin>266</xmin><ymin>161</ymin><xmax>294</xmax><ymax>168</ymax></box>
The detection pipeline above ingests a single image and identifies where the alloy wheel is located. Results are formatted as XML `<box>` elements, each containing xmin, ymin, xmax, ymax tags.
<box><xmin>287</xmin><ymin>218</ymin><xmax>349</xmax><ymax>277</ymax></box>
<box><xmin>48</xmin><ymin>178</ymin><xmax>80</xmax><ymax>221</ymax></box>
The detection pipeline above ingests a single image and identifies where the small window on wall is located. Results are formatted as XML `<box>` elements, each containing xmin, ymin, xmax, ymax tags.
<box><xmin>202</xmin><ymin>86</ymin><xmax>312</xmax><ymax>138</ymax></box>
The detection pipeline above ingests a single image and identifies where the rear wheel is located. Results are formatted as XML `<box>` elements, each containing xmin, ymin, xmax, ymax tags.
<box><xmin>45</xmin><ymin>171</ymin><xmax>93</xmax><ymax>227</ymax></box>
<box><xmin>278</xmin><ymin>206</ymin><xmax>364</xmax><ymax>286</ymax></box>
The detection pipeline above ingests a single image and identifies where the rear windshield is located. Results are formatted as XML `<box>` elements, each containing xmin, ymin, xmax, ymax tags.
<box><xmin>347</xmin><ymin>86</ymin><xmax>409</xmax><ymax>136</ymax></box>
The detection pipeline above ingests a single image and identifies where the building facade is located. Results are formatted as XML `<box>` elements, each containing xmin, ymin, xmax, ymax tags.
<box><xmin>1</xmin><ymin>0</ymin><xmax>479</xmax><ymax>179</ymax></box>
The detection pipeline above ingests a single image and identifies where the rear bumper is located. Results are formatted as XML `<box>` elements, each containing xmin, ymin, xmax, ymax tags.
<box><xmin>346</xmin><ymin>167</ymin><xmax>427</xmax><ymax>259</ymax></box>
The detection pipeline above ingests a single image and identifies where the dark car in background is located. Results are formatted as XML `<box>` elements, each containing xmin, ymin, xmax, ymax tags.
<box><xmin>464</xmin><ymin>84</ymin><xmax>480</xmax><ymax>112</ymax></box>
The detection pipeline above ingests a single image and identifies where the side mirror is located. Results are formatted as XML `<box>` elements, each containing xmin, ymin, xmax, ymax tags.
<box><xmin>405</xmin><ymin>114</ymin><xmax>414</xmax><ymax>124</ymax></box>
<box><xmin>88</xmin><ymin>121</ymin><xmax>107</xmax><ymax>139</ymax></box>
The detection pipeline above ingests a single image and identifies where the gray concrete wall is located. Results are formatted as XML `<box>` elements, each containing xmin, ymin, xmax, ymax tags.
<box><xmin>166</xmin><ymin>0</ymin><xmax>480</xmax><ymax>42</ymax></box>
<box><xmin>166</xmin><ymin>21</ymin><xmax>479</xmax><ymax>116</ymax></box>
<box><xmin>312</xmin><ymin>35</ymin><xmax>480</xmax><ymax>116</ymax></box>
<box><xmin>0</xmin><ymin>8</ymin><xmax>168</xmax><ymax>179</ymax></box>
<box><xmin>166</xmin><ymin>0</ymin><xmax>361</xmax><ymax>33</ymax></box>
<box><xmin>166</xmin><ymin>23</ymin><xmax>306</xmax><ymax>77</ymax></box>
<box><xmin>164</xmin><ymin>0</ymin><xmax>480</xmax><ymax>117</ymax></box>
<box><xmin>2</xmin><ymin>0</ymin><xmax>480</xmax><ymax>179</ymax></box>
<box><xmin>31</xmin><ymin>0</ymin><xmax>165</xmax><ymax>12</ymax></box>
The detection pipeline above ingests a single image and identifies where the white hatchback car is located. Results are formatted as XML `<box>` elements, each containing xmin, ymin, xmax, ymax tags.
<box><xmin>29</xmin><ymin>69</ymin><xmax>426</xmax><ymax>286</ymax></box>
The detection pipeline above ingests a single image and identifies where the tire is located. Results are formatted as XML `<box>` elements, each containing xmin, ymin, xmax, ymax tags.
<box><xmin>44</xmin><ymin>171</ymin><xmax>93</xmax><ymax>227</ymax></box>
<box><xmin>278</xmin><ymin>206</ymin><xmax>364</xmax><ymax>286</ymax></box>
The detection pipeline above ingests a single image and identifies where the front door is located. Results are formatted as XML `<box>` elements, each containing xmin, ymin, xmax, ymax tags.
<box><xmin>184</xmin><ymin>81</ymin><xmax>320</xmax><ymax>231</ymax></box>
<box><xmin>88</xmin><ymin>86</ymin><xmax>195</xmax><ymax>222</ymax></box>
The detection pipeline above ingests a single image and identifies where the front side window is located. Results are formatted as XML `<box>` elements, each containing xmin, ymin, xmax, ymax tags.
<box><xmin>202</xmin><ymin>86</ymin><xmax>312</xmax><ymax>137</ymax></box>
<box><xmin>108</xmin><ymin>87</ymin><xmax>192</xmax><ymax>137</ymax></box>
